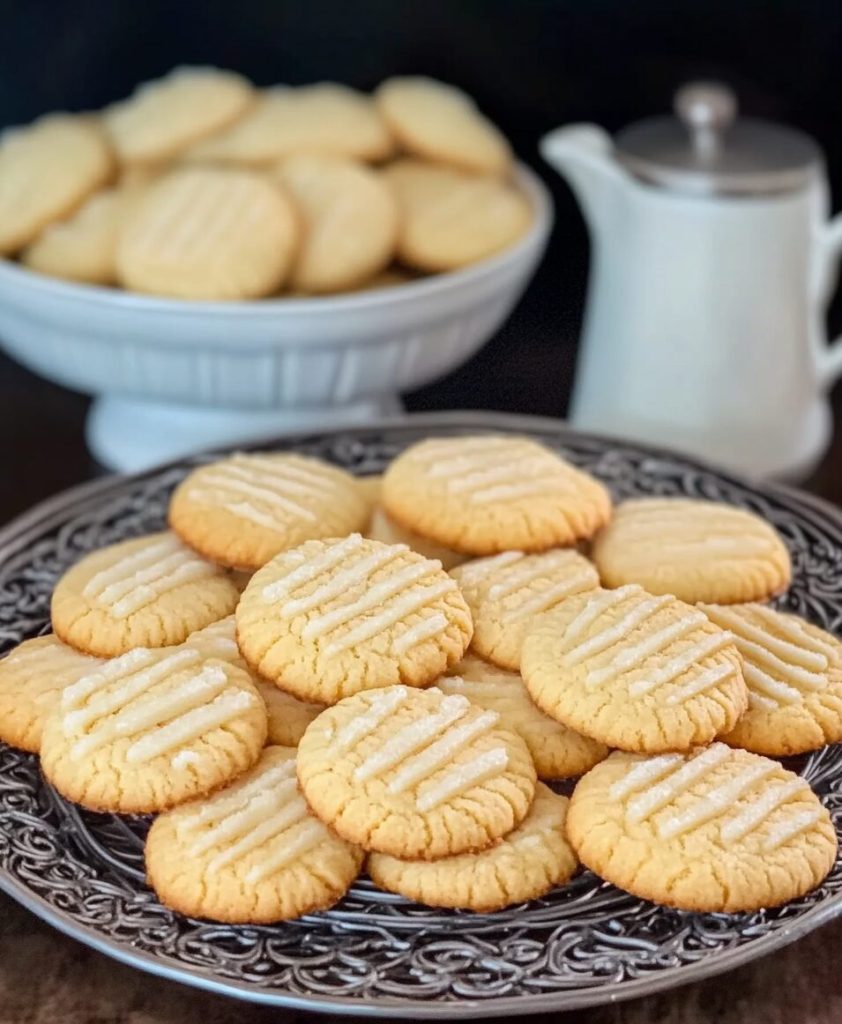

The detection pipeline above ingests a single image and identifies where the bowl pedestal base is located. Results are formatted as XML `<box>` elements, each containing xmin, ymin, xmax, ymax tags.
<box><xmin>86</xmin><ymin>395</ymin><xmax>404</xmax><ymax>472</ymax></box>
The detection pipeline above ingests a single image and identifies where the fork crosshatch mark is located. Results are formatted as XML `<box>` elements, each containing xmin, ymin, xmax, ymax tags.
<box><xmin>1</xmin><ymin>418</ymin><xmax>842</xmax><ymax>1015</ymax></box>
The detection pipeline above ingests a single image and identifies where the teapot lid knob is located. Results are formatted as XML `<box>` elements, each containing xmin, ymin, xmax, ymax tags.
<box><xmin>674</xmin><ymin>82</ymin><xmax>736</xmax><ymax>157</ymax></box>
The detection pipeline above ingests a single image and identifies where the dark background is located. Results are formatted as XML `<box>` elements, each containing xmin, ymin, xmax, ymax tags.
<box><xmin>3</xmin><ymin>0</ymin><xmax>842</xmax><ymax>519</ymax></box>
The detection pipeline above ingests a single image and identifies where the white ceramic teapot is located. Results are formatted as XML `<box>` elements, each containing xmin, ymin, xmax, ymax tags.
<box><xmin>541</xmin><ymin>82</ymin><xmax>842</xmax><ymax>479</ymax></box>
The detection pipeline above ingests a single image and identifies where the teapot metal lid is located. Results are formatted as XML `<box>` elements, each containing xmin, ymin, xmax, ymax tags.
<box><xmin>615</xmin><ymin>82</ymin><xmax>822</xmax><ymax>196</ymax></box>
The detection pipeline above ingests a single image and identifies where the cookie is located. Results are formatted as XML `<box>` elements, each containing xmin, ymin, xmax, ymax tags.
<box><xmin>700</xmin><ymin>603</ymin><xmax>842</xmax><ymax>756</ymax></box>
<box><xmin>366</xmin><ymin>505</ymin><xmax>466</xmax><ymax>571</ymax></box>
<box><xmin>51</xmin><ymin>531</ymin><xmax>240</xmax><ymax>657</ymax></box>
<box><xmin>0</xmin><ymin>635</ymin><xmax>99</xmax><ymax>753</ymax></box>
<box><xmin>169</xmin><ymin>452</ymin><xmax>370</xmax><ymax>571</ymax></box>
<box><xmin>103</xmin><ymin>66</ymin><xmax>253</xmax><ymax>165</ymax></box>
<box><xmin>296</xmin><ymin>684</ymin><xmax>536</xmax><ymax>859</ymax></box>
<box><xmin>381</xmin><ymin>435</ymin><xmax>612</xmax><ymax>555</ymax></box>
<box><xmin>591</xmin><ymin>498</ymin><xmax>792</xmax><ymax>604</ymax></box>
<box><xmin>521</xmin><ymin>585</ymin><xmax>747</xmax><ymax>753</ymax></box>
<box><xmin>375</xmin><ymin>77</ymin><xmax>511</xmax><ymax>175</ymax></box>
<box><xmin>116</xmin><ymin>166</ymin><xmax>298</xmax><ymax>299</ymax></box>
<box><xmin>186</xmin><ymin>84</ymin><xmax>393</xmax><ymax>165</ymax></box>
<box><xmin>368</xmin><ymin>783</ymin><xmax>577</xmax><ymax>911</ymax></box>
<box><xmin>383</xmin><ymin>160</ymin><xmax>532</xmax><ymax>272</ymax></box>
<box><xmin>567</xmin><ymin>745</ymin><xmax>837</xmax><ymax>912</ymax></box>
<box><xmin>40</xmin><ymin>645</ymin><xmax>267</xmax><ymax>813</ymax></box>
<box><xmin>274</xmin><ymin>155</ymin><xmax>398</xmax><ymax>293</ymax></box>
<box><xmin>452</xmin><ymin>548</ymin><xmax>600</xmax><ymax>670</ymax></box>
<box><xmin>0</xmin><ymin>114</ymin><xmax>114</xmax><ymax>255</ymax></box>
<box><xmin>236</xmin><ymin>535</ymin><xmax>472</xmax><ymax>704</ymax></box>
<box><xmin>146</xmin><ymin>744</ymin><xmax>363</xmax><ymax>922</ymax></box>
<box><xmin>438</xmin><ymin>654</ymin><xmax>608</xmax><ymax>779</ymax></box>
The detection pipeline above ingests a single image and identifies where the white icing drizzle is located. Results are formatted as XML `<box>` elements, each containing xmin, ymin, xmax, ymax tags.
<box><xmin>421</xmin><ymin>439</ymin><xmax>524</xmax><ymax>476</ymax></box>
<box><xmin>701</xmin><ymin>604</ymin><xmax>832</xmax><ymax>670</ymax></box>
<box><xmin>387</xmin><ymin>709</ymin><xmax>500</xmax><ymax>794</ymax></box>
<box><xmin>191</xmin><ymin>779</ymin><xmax>299</xmax><ymax>854</ymax></box>
<box><xmin>720</xmin><ymin>779</ymin><xmax>809</xmax><ymax>845</ymax></box>
<box><xmin>391</xmin><ymin>612</ymin><xmax>449</xmax><ymax>655</ymax></box>
<box><xmin>625</xmin><ymin>744</ymin><xmax>731</xmax><ymax>824</ymax></box>
<box><xmin>82</xmin><ymin>535</ymin><xmax>179</xmax><ymax>600</ymax></box>
<box><xmin>742</xmin><ymin>663</ymin><xmax>802</xmax><ymax>706</ymax></box>
<box><xmin>626</xmin><ymin>631</ymin><xmax>733</xmax><ymax>698</ymax></box>
<box><xmin>656</xmin><ymin>761</ymin><xmax>775</xmax><ymax>840</ymax></box>
<box><xmin>507</xmin><ymin>572</ymin><xmax>597</xmax><ymax>621</ymax></box>
<box><xmin>187</xmin><ymin>759</ymin><xmax>297</xmax><ymax>827</ymax></box>
<box><xmin>261</xmin><ymin>534</ymin><xmax>365</xmax><ymax>601</ymax></box>
<box><xmin>665</xmin><ymin>662</ymin><xmax>736</xmax><ymax>705</ymax></box>
<box><xmin>187</xmin><ymin>497</ymin><xmax>278</xmax><ymax>530</ymax></box>
<box><xmin>190</xmin><ymin>466</ymin><xmax>317</xmax><ymax>522</ymax></box>
<box><xmin>110</xmin><ymin>558</ymin><xmax>216</xmax><ymax>619</ymax></box>
<box><xmin>609</xmin><ymin>754</ymin><xmax>684</xmax><ymax>801</ymax></box>
<box><xmin>585</xmin><ymin>608</ymin><xmax>703</xmax><ymax>688</ymax></box>
<box><xmin>564</xmin><ymin>594</ymin><xmax>670</xmax><ymax>668</ymax></box>
<box><xmin>206</xmin><ymin>795</ymin><xmax>308</xmax><ymax>874</ymax></box>
<box><xmin>486</xmin><ymin>558</ymin><xmax>556</xmax><ymax>600</ymax></box>
<box><xmin>280</xmin><ymin>546</ymin><xmax>403</xmax><ymax>617</ymax></box>
<box><xmin>748</xmin><ymin>690</ymin><xmax>780</xmax><ymax>711</ymax></box>
<box><xmin>416</xmin><ymin>747</ymin><xmax>508</xmax><ymax>811</ymax></box>
<box><xmin>562</xmin><ymin>586</ymin><xmax>642</xmax><ymax>646</ymax></box>
<box><xmin>762</xmin><ymin>808</ymin><xmax>824</xmax><ymax>851</ymax></box>
<box><xmin>470</xmin><ymin>479</ymin><xmax>561</xmax><ymax>504</ymax></box>
<box><xmin>61</xmin><ymin>648</ymin><xmax>155</xmax><ymax>709</ymax></box>
<box><xmin>454</xmin><ymin>552</ymin><xmax>524</xmax><ymax>588</ymax></box>
<box><xmin>750</xmin><ymin>604</ymin><xmax>839</xmax><ymax>659</ymax></box>
<box><xmin>333</xmin><ymin>687</ymin><xmax>408</xmax><ymax>750</ymax></box>
<box><xmin>218</xmin><ymin>461</ymin><xmax>335</xmax><ymax>502</ymax></box>
<box><xmin>246</xmin><ymin>819</ymin><xmax>326</xmax><ymax>883</ymax></box>
<box><xmin>171</xmin><ymin>749</ymin><xmax>202</xmax><ymax>770</ymax></box>
<box><xmin>731</xmin><ymin>636</ymin><xmax>828</xmax><ymax>692</ymax></box>
<box><xmin>447</xmin><ymin>456</ymin><xmax>560</xmax><ymax>495</ymax></box>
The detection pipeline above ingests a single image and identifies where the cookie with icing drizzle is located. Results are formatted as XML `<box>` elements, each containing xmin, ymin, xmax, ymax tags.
<box><xmin>437</xmin><ymin>654</ymin><xmax>607</xmax><ymax>779</ymax></box>
<box><xmin>296</xmin><ymin>684</ymin><xmax>536</xmax><ymax>859</ymax></box>
<box><xmin>169</xmin><ymin>452</ymin><xmax>369</xmax><ymax>571</ymax></box>
<box><xmin>40</xmin><ymin>646</ymin><xmax>266</xmax><ymax>813</ymax></box>
<box><xmin>145</xmin><ymin>745</ymin><xmax>363</xmax><ymax>923</ymax></box>
<box><xmin>51</xmin><ymin>531</ymin><xmax>239</xmax><ymax>658</ymax></box>
<box><xmin>451</xmin><ymin>548</ymin><xmax>599</xmax><ymax>670</ymax></box>
<box><xmin>568</xmin><ymin>745</ymin><xmax>836</xmax><ymax>912</ymax></box>
<box><xmin>236</xmin><ymin>535</ymin><xmax>472</xmax><ymax>704</ymax></box>
<box><xmin>381</xmin><ymin>435</ymin><xmax>611</xmax><ymax>555</ymax></box>
<box><xmin>700</xmin><ymin>602</ymin><xmax>842</xmax><ymax>755</ymax></box>
<box><xmin>521</xmin><ymin>585</ymin><xmax>747</xmax><ymax>753</ymax></box>
<box><xmin>368</xmin><ymin>783</ymin><xmax>577</xmax><ymax>911</ymax></box>
<box><xmin>0</xmin><ymin>635</ymin><xmax>100</xmax><ymax>753</ymax></box>
<box><xmin>591</xmin><ymin>498</ymin><xmax>791</xmax><ymax>604</ymax></box>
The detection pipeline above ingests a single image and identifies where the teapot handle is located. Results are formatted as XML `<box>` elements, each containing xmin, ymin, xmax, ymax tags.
<box><xmin>816</xmin><ymin>213</ymin><xmax>842</xmax><ymax>388</ymax></box>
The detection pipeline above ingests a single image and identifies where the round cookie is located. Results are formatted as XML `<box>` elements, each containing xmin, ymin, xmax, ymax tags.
<box><xmin>700</xmin><ymin>602</ymin><xmax>842</xmax><ymax>756</ymax></box>
<box><xmin>0</xmin><ymin>635</ymin><xmax>100</xmax><ymax>753</ymax></box>
<box><xmin>103</xmin><ymin>66</ymin><xmax>254</xmax><ymax>165</ymax></box>
<box><xmin>383</xmin><ymin>160</ymin><xmax>532</xmax><ymax>272</ymax></box>
<box><xmin>145</xmin><ymin>745</ymin><xmax>363</xmax><ymax>923</ymax></box>
<box><xmin>40</xmin><ymin>646</ymin><xmax>267</xmax><ymax>813</ymax></box>
<box><xmin>236</xmin><ymin>535</ymin><xmax>472</xmax><ymax>704</ymax></box>
<box><xmin>366</xmin><ymin>505</ymin><xmax>466</xmax><ymax>571</ymax></box>
<box><xmin>375</xmin><ymin>77</ymin><xmax>511</xmax><ymax>175</ymax></box>
<box><xmin>169</xmin><ymin>452</ymin><xmax>370</xmax><ymax>571</ymax></box>
<box><xmin>567</xmin><ymin>745</ymin><xmax>837</xmax><ymax>912</ymax></box>
<box><xmin>0</xmin><ymin>114</ymin><xmax>114</xmax><ymax>255</ymax></box>
<box><xmin>274</xmin><ymin>155</ymin><xmax>398</xmax><ymax>293</ymax></box>
<box><xmin>591</xmin><ymin>498</ymin><xmax>791</xmax><ymax>604</ymax></box>
<box><xmin>381</xmin><ymin>435</ymin><xmax>612</xmax><ymax>555</ymax></box>
<box><xmin>296</xmin><ymin>684</ymin><xmax>536</xmax><ymax>859</ymax></box>
<box><xmin>116</xmin><ymin>166</ymin><xmax>298</xmax><ymax>299</ymax></box>
<box><xmin>186</xmin><ymin>83</ymin><xmax>393</xmax><ymax>165</ymax></box>
<box><xmin>521</xmin><ymin>585</ymin><xmax>748</xmax><ymax>753</ymax></box>
<box><xmin>452</xmin><ymin>548</ymin><xmax>600</xmax><ymax>670</ymax></box>
<box><xmin>438</xmin><ymin>654</ymin><xmax>608</xmax><ymax>780</ymax></box>
<box><xmin>368</xmin><ymin>783</ymin><xmax>577</xmax><ymax>911</ymax></box>
<box><xmin>51</xmin><ymin>532</ymin><xmax>239</xmax><ymax>658</ymax></box>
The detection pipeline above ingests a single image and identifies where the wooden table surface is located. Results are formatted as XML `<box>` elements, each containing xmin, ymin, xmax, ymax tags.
<box><xmin>1</xmin><ymin>350</ymin><xmax>841</xmax><ymax>1024</ymax></box>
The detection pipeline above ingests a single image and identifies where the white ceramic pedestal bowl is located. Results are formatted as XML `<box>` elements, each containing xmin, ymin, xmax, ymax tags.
<box><xmin>0</xmin><ymin>164</ymin><xmax>552</xmax><ymax>472</ymax></box>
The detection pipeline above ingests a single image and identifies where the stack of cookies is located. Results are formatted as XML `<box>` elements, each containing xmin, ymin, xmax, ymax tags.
<box><xmin>0</xmin><ymin>434</ymin><xmax>837</xmax><ymax>923</ymax></box>
<box><xmin>0</xmin><ymin>67</ymin><xmax>533</xmax><ymax>298</ymax></box>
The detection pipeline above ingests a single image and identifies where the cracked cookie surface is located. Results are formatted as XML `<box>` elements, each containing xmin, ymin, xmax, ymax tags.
<box><xmin>368</xmin><ymin>783</ymin><xmax>576</xmax><ymax>911</ymax></box>
<box><xmin>521</xmin><ymin>585</ymin><xmax>747</xmax><ymax>753</ymax></box>
<box><xmin>296</xmin><ymin>684</ymin><xmax>536</xmax><ymax>859</ymax></box>
<box><xmin>51</xmin><ymin>531</ymin><xmax>239</xmax><ymax>657</ymax></box>
<box><xmin>236</xmin><ymin>535</ymin><xmax>472</xmax><ymax>704</ymax></box>
<box><xmin>567</xmin><ymin>745</ymin><xmax>836</xmax><ymax>912</ymax></box>
<box><xmin>145</xmin><ymin>745</ymin><xmax>363</xmax><ymax>923</ymax></box>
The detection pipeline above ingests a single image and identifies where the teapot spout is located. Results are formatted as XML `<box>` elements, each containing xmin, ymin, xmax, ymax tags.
<box><xmin>540</xmin><ymin>124</ymin><xmax>624</xmax><ymax>235</ymax></box>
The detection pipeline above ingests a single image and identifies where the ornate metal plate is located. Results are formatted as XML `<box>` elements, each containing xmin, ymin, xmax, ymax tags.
<box><xmin>1</xmin><ymin>412</ymin><xmax>842</xmax><ymax>1017</ymax></box>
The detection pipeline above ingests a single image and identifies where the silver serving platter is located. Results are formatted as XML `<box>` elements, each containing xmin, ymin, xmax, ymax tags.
<box><xmin>1</xmin><ymin>411</ymin><xmax>842</xmax><ymax>1018</ymax></box>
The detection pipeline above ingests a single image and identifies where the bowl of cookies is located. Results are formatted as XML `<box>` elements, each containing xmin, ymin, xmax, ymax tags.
<box><xmin>0</xmin><ymin>68</ymin><xmax>552</xmax><ymax>471</ymax></box>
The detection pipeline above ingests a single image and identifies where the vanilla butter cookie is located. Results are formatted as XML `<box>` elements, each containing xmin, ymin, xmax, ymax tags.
<box><xmin>51</xmin><ymin>532</ymin><xmax>239</xmax><ymax>658</ymax></box>
<box><xmin>700</xmin><ymin>603</ymin><xmax>842</xmax><ymax>756</ymax></box>
<box><xmin>375</xmin><ymin>77</ymin><xmax>511</xmax><ymax>175</ymax></box>
<box><xmin>0</xmin><ymin>635</ymin><xmax>100</xmax><ymax>753</ymax></box>
<box><xmin>40</xmin><ymin>646</ymin><xmax>266</xmax><ymax>813</ymax></box>
<box><xmin>169</xmin><ymin>452</ymin><xmax>369</xmax><ymax>571</ymax></box>
<box><xmin>296</xmin><ymin>684</ymin><xmax>536</xmax><ymax>859</ymax></box>
<box><xmin>236</xmin><ymin>535</ymin><xmax>472</xmax><ymax>704</ymax></box>
<box><xmin>116</xmin><ymin>166</ymin><xmax>298</xmax><ymax>299</ymax></box>
<box><xmin>438</xmin><ymin>654</ymin><xmax>608</xmax><ymax>779</ymax></box>
<box><xmin>145</xmin><ymin>745</ymin><xmax>363</xmax><ymax>922</ymax></box>
<box><xmin>368</xmin><ymin>783</ymin><xmax>577</xmax><ymax>911</ymax></box>
<box><xmin>591</xmin><ymin>498</ymin><xmax>791</xmax><ymax>604</ymax></box>
<box><xmin>0</xmin><ymin>114</ymin><xmax>114</xmax><ymax>255</ymax></box>
<box><xmin>521</xmin><ymin>585</ymin><xmax>747</xmax><ymax>753</ymax></box>
<box><xmin>567</xmin><ymin>745</ymin><xmax>837</xmax><ymax>912</ymax></box>
<box><xmin>382</xmin><ymin>435</ymin><xmax>611</xmax><ymax>555</ymax></box>
<box><xmin>452</xmin><ymin>548</ymin><xmax>599</xmax><ymax>670</ymax></box>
